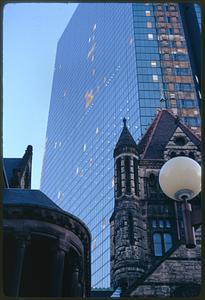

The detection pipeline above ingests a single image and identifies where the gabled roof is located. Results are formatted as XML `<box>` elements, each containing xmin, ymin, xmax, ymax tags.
<box><xmin>114</xmin><ymin>118</ymin><xmax>138</xmax><ymax>157</ymax></box>
<box><xmin>138</xmin><ymin>110</ymin><xmax>200</xmax><ymax>159</ymax></box>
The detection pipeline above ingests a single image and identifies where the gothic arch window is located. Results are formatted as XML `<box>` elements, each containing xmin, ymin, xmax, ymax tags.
<box><xmin>153</xmin><ymin>231</ymin><xmax>173</xmax><ymax>257</ymax></box>
<box><xmin>124</xmin><ymin>156</ymin><xmax>131</xmax><ymax>194</ymax></box>
<box><xmin>133</xmin><ymin>158</ymin><xmax>139</xmax><ymax>195</ymax></box>
<box><xmin>163</xmin><ymin>233</ymin><xmax>173</xmax><ymax>252</ymax></box>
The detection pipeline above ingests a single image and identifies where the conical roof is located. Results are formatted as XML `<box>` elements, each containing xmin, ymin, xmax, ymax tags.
<box><xmin>114</xmin><ymin>118</ymin><xmax>138</xmax><ymax>157</ymax></box>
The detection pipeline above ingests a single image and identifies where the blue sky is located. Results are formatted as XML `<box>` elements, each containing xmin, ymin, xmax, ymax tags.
<box><xmin>3</xmin><ymin>3</ymin><xmax>78</xmax><ymax>189</ymax></box>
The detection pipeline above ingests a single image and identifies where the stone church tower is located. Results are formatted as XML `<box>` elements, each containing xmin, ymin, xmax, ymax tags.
<box><xmin>110</xmin><ymin>110</ymin><xmax>201</xmax><ymax>297</ymax></box>
<box><xmin>110</xmin><ymin>118</ymin><xmax>148</xmax><ymax>290</ymax></box>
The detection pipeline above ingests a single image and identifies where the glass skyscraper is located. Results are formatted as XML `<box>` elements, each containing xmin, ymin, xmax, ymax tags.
<box><xmin>41</xmin><ymin>3</ymin><xmax>201</xmax><ymax>288</ymax></box>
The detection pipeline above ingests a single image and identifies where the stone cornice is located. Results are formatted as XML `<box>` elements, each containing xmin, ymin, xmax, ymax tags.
<box><xmin>139</xmin><ymin>159</ymin><xmax>165</xmax><ymax>168</ymax></box>
<box><xmin>3</xmin><ymin>204</ymin><xmax>91</xmax><ymax>246</ymax></box>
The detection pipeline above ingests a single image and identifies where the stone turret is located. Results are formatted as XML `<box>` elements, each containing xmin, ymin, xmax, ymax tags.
<box><xmin>110</xmin><ymin>118</ymin><xmax>148</xmax><ymax>291</ymax></box>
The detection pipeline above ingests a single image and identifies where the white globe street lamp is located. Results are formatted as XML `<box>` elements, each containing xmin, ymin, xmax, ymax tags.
<box><xmin>159</xmin><ymin>156</ymin><xmax>201</xmax><ymax>248</ymax></box>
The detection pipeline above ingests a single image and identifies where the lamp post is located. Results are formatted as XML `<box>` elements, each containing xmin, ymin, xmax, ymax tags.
<box><xmin>159</xmin><ymin>156</ymin><xmax>201</xmax><ymax>248</ymax></box>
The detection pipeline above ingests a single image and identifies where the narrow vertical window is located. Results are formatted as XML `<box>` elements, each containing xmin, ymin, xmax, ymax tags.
<box><xmin>133</xmin><ymin>158</ymin><xmax>139</xmax><ymax>195</ymax></box>
<box><xmin>163</xmin><ymin>233</ymin><xmax>173</xmax><ymax>252</ymax></box>
<box><xmin>153</xmin><ymin>233</ymin><xmax>162</xmax><ymax>256</ymax></box>
<box><xmin>124</xmin><ymin>156</ymin><xmax>131</xmax><ymax>194</ymax></box>
<box><xmin>116</xmin><ymin>158</ymin><xmax>122</xmax><ymax>197</ymax></box>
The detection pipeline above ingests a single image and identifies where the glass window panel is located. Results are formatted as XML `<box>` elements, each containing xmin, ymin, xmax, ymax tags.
<box><xmin>159</xmin><ymin>220</ymin><xmax>164</xmax><ymax>228</ymax></box>
<box><xmin>152</xmin><ymin>220</ymin><xmax>157</xmax><ymax>228</ymax></box>
<box><xmin>163</xmin><ymin>233</ymin><xmax>173</xmax><ymax>252</ymax></box>
<box><xmin>151</xmin><ymin>61</ymin><xmax>157</xmax><ymax>67</ymax></box>
<box><xmin>152</xmin><ymin>74</ymin><xmax>158</xmax><ymax>81</ymax></box>
<box><xmin>165</xmin><ymin>220</ymin><xmax>171</xmax><ymax>228</ymax></box>
<box><xmin>153</xmin><ymin>233</ymin><xmax>162</xmax><ymax>256</ymax></box>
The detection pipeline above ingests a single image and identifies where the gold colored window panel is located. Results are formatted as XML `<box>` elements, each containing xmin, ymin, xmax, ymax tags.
<box><xmin>165</xmin><ymin>68</ymin><xmax>172</xmax><ymax>75</ymax></box>
<box><xmin>170</xmin><ymin>100</ymin><xmax>177</xmax><ymax>107</ymax></box>
<box><xmin>87</xmin><ymin>42</ymin><xmax>96</xmax><ymax>59</ymax></box>
<box><xmin>85</xmin><ymin>90</ymin><xmax>94</xmax><ymax>108</ymax></box>
<box><xmin>147</xmin><ymin>21</ymin><xmax>152</xmax><ymax>28</ymax></box>
<box><xmin>178</xmin><ymin>92</ymin><xmax>195</xmax><ymax>99</ymax></box>
<box><xmin>177</xmin><ymin>48</ymin><xmax>187</xmax><ymax>54</ymax></box>
<box><xmin>167</xmin><ymin>83</ymin><xmax>175</xmax><ymax>91</ymax></box>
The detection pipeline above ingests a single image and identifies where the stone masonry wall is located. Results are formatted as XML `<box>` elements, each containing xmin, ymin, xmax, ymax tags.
<box><xmin>130</xmin><ymin>227</ymin><xmax>201</xmax><ymax>297</ymax></box>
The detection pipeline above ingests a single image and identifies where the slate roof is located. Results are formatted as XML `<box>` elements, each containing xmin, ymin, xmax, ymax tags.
<box><xmin>3</xmin><ymin>188</ymin><xmax>62</xmax><ymax>211</ymax></box>
<box><xmin>3</xmin><ymin>158</ymin><xmax>22</xmax><ymax>184</ymax></box>
<box><xmin>3</xmin><ymin>188</ymin><xmax>91</xmax><ymax>235</ymax></box>
<box><xmin>138</xmin><ymin>109</ymin><xmax>200</xmax><ymax>159</ymax></box>
<box><xmin>114</xmin><ymin>118</ymin><xmax>138</xmax><ymax>156</ymax></box>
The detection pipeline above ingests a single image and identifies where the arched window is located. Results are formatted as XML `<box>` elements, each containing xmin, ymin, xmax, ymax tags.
<box><xmin>153</xmin><ymin>233</ymin><xmax>162</xmax><ymax>256</ymax></box>
<box><xmin>116</xmin><ymin>158</ymin><xmax>122</xmax><ymax>197</ymax></box>
<box><xmin>163</xmin><ymin>233</ymin><xmax>173</xmax><ymax>252</ymax></box>
<box><xmin>153</xmin><ymin>230</ymin><xmax>173</xmax><ymax>257</ymax></box>
<box><xmin>124</xmin><ymin>156</ymin><xmax>131</xmax><ymax>194</ymax></box>
<box><xmin>133</xmin><ymin>158</ymin><xmax>139</xmax><ymax>195</ymax></box>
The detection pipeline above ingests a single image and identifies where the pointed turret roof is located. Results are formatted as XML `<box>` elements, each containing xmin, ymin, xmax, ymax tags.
<box><xmin>114</xmin><ymin>118</ymin><xmax>138</xmax><ymax>157</ymax></box>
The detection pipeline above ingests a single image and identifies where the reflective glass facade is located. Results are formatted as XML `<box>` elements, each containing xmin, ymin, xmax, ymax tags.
<box><xmin>41</xmin><ymin>3</ymin><xmax>201</xmax><ymax>288</ymax></box>
<box><xmin>194</xmin><ymin>4</ymin><xmax>201</xmax><ymax>31</ymax></box>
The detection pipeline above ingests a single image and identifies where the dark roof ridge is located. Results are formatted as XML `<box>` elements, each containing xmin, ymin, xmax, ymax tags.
<box><xmin>141</xmin><ymin>109</ymin><xmax>163</xmax><ymax>158</ymax></box>
<box><xmin>164</xmin><ymin>109</ymin><xmax>201</xmax><ymax>141</ymax></box>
